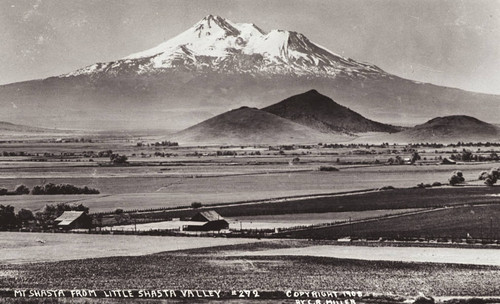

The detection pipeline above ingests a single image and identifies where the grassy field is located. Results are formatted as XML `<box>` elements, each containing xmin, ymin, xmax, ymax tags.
<box><xmin>283</xmin><ymin>204</ymin><xmax>500</xmax><ymax>240</ymax></box>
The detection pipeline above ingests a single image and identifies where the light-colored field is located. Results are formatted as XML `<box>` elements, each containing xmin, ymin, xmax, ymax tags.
<box><xmin>0</xmin><ymin>232</ymin><xmax>261</xmax><ymax>264</ymax></box>
<box><xmin>230</xmin><ymin>245</ymin><xmax>500</xmax><ymax>266</ymax></box>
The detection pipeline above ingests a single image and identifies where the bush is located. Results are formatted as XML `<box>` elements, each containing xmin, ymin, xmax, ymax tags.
<box><xmin>431</xmin><ymin>182</ymin><xmax>442</xmax><ymax>187</ymax></box>
<box><xmin>319</xmin><ymin>166</ymin><xmax>339</xmax><ymax>172</ymax></box>
<box><xmin>378</xmin><ymin>186</ymin><xmax>395</xmax><ymax>190</ymax></box>
<box><xmin>417</xmin><ymin>183</ymin><xmax>432</xmax><ymax>188</ymax></box>
<box><xmin>191</xmin><ymin>202</ymin><xmax>203</xmax><ymax>209</ymax></box>
<box><xmin>0</xmin><ymin>188</ymin><xmax>8</xmax><ymax>195</ymax></box>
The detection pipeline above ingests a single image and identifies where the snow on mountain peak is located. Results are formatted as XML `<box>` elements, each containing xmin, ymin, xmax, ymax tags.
<box><xmin>65</xmin><ymin>15</ymin><xmax>386</xmax><ymax>79</ymax></box>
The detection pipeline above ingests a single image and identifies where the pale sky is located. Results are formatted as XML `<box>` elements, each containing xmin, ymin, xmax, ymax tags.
<box><xmin>1</xmin><ymin>0</ymin><xmax>499</xmax><ymax>94</ymax></box>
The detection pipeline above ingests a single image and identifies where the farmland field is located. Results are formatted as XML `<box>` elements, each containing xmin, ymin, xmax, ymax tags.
<box><xmin>0</xmin><ymin>232</ymin><xmax>259</xmax><ymax>264</ymax></box>
<box><xmin>1</xmin><ymin>163</ymin><xmax>499</xmax><ymax>213</ymax></box>
<box><xmin>1</xmin><ymin>139</ymin><xmax>500</xmax><ymax>303</ymax></box>
<box><xmin>283</xmin><ymin>204</ymin><xmax>500</xmax><ymax>239</ymax></box>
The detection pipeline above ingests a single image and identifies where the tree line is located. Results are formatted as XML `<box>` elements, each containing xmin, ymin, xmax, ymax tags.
<box><xmin>0</xmin><ymin>183</ymin><xmax>99</xmax><ymax>196</ymax></box>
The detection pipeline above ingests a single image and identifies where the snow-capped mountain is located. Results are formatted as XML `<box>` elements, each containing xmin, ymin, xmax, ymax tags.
<box><xmin>0</xmin><ymin>15</ymin><xmax>498</xmax><ymax>131</ymax></box>
<box><xmin>64</xmin><ymin>15</ymin><xmax>386</xmax><ymax>79</ymax></box>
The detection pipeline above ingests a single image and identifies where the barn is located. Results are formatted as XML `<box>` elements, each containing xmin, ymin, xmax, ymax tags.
<box><xmin>54</xmin><ymin>211</ymin><xmax>92</xmax><ymax>230</ymax></box>
<box><xmin>183</xmin><ymin>210</ymin><xmax>229</xmax><ymax>231</ymax></box>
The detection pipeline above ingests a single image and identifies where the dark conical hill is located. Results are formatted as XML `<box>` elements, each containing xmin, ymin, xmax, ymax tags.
<box><xmin>262</xmin><ymin>90</ymin><xmax>401</xmax><ymax>133</ymax></box>
<box><xmin>171</xmin><ymin>106</ymin><xmax>348</xmax><ymax>144</ymax></box>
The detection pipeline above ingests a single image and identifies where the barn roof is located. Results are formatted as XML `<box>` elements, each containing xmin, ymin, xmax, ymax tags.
<box><xmin>192</xmin><ymin>210</ymin><xmax>225</xmax><ymax>222</ymax></box>
<box><xmin>54</xmin><ymin>211</ymin><xmax>85</xmax><ymax>226</ymax></box>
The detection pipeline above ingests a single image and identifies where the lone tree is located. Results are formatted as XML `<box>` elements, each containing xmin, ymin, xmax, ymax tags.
<box><xmin>449</xmin><ymin>170</ymin><xmax>465</xmax><ymax>186</ymax></box>
<box><xmin>410</xmin><ymin>152</ymin><xmax>421</xmax><ymax>164</ymax></box>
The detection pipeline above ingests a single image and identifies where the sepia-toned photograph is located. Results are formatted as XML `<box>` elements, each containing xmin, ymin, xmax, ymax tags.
<box><xmin>0</xmin><ymin>0</ymin><xmax>499</xmax><ymax>303</ymax></box>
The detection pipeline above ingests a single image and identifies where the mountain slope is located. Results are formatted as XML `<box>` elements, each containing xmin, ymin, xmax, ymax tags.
<box><xmin>0</xmin><ymin>121</ymin><xmax>62</xmax><ymax>133</ymax></box>
<box><xmin>262</xmin><ymin>90</ymin><xmax>401</xmax><ymax>133</ymax></box>
<box><xmin>0</xmin><ymin>15</ymin><xmax>498</xmax><ymax>131</ymax></box>
<box><xmin>171</xmin><ymin>106</ymin><xmax>347</xmax><ymax>144</ymax></box>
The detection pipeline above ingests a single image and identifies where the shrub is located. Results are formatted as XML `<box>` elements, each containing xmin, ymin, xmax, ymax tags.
<box><xmin>378</xmin><ymin>186</ymin><xmax>395</xmax><ymax>190</ymax></box>
<box><xmin>431</xmin><ymin>182</ymin><xmax>442</xmax><ymax>187</ymax></box>
<box><xmin>191</xmin><ymin>202</ymin><xmax>203</xmax><ymax>209</ymax></box>
<box><xmin>0</xmin><ymin>188</ymin><xmax>8</xmax><ymax>195</ymax></box>
<box><xmin>319</xmin><ymin>166</ymin><xmax>339</xmax><ymax>172</ymax></box>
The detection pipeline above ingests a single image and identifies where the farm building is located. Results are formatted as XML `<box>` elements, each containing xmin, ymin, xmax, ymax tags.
<box><xmin>183</xmin><ymin>210</ymin><xmax>229</xmax><ymax>231</ymax></box>
<box><xmin>54</xmin><ymin>211</ymin><xmax>92</xmax><ymax>230</ymax></box>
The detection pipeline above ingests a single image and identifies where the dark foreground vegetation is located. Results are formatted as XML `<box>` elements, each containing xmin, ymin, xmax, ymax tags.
<box><xmin>282</xmin><ymin>204</ymin><xmax>500</xmax><ymax>240</ymax></box>
<box><xmin>0</xmin><ymin>241</ymin><xmax>498</xmax><ymax>297</ymax></box>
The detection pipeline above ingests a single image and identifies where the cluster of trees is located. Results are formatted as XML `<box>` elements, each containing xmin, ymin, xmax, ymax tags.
<box><xmin>136</xmin><ymin>141</ymin><xmax>179</xmax><ymax>147</ymax></box>
<box><xmin>35</xmin><ymin>203</ymin><xmax>89</xmax><ymax>228</ymax></box>
<box><xmin>450</xmin><ymin>150</ymin><xmax>499</xmax><ymax>162</ymax></box>
<box><xmin>0</xmin><ymin>185</ymin><xmax>30</xmax><ymax>196</ymax></box>
<box><xmin>110</xmin><ymin>153</ymin><xmax>128</xmax><ymax>164</ymax></box>
<box><xmin>31</xmin><ymin>183</ymin><xmax>100</xmax><ymax>195</ymax></box>
<box><xmin>449</xmin><ymin>171</ymin><xmax>466</xmax><ymax>186</ymax></box>
<box><xmin>0</xmin><ymin>203</ymin><xmax>89</xmax><ymax>229</ymax></box>
<box><xmin>387</xmin><ymin>152</ymin><xmax>420</xmax><ymax>165</ymax></box>
<box><xmin>479</xmin><ymin>168</ymin><xmax>500</xmax><ymax>186</ymax></box>
<box><xmin>216</xmin><ymin>150</ymin><xmax>238</xmax><ymax>156</ymax></box>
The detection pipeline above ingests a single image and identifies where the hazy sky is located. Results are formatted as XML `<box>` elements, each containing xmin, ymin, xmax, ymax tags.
<box><xmin>1</xmin><ymin>0</ymin><xmax>499</xmax><ymax>94</ymax></box>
